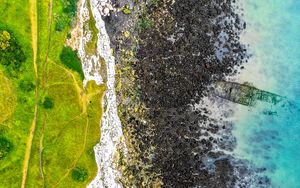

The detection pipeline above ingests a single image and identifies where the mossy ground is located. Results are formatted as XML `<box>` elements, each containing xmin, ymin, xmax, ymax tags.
<box><xmin>85</xmin><ymin>0</ymin><xmax>98</xmax><ymax>55</ymax></box>
<box><xmin>114</xmin><ymin>2</ymin><xmax>163</xmax><ymax>186</ymax></box>
<box><xmin>0</xmin><ymin>0</ymin><xmax>104</xmax><ymax>187</ymax></box>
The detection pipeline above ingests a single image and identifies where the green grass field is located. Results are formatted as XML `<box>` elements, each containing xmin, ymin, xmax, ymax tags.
<box><xmin>0</xmin><ymin>0</ymin><xmax>104</xmax><ymax>187</ymax></box>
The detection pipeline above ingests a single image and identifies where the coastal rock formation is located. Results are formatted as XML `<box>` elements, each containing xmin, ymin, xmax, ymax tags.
<box><xmin>104</xmin><ymin>0</ymin><xmax>268</xmax><ymax>187</ymax></box>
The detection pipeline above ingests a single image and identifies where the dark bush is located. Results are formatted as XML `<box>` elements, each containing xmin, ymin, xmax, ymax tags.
<box><xmin>55</xmin><ymin>0</ymin><xmax>78</xmax><ymax>31</ymax></box>
<box><xmin>55</xmin><ymin>15</ymin><xmax>69</xmax><ymax>32</ymax></box>
<box><xmin>71</xmin><ymin>167</ymin><xmax>88</xmax><ymax>182</ymax></box>
<box><xmin>0</xmin><ymin>137</ymin><xmax>13</xmax><ymax>160</ymax></box>
<box><xmin>19</xmin><ymin>79</ymin><xmax>35</xmax><ymax>92</ymax></box>
<box><xmin>43</xmin><ymin>96</ymin><xmax>54</xmax><ymax>109</ymax></box>
<box><xmin>59</xmin><ymin>46</ymin><xmax>84</xmax><ymax>80</ymax></box>
<box><xmin>0</xmin><ymin>30</ymin><xmax>26</xmax><ymax>73</ymax></box>
<box><xmin>138</xmin><ymin>18</ymin><xmax>154</xmax><ymax>31</ymax></box>
<box><xmin>63</xmin><ymin>0</ymin><xmax>77</xmax><ymax>16</ymax></box>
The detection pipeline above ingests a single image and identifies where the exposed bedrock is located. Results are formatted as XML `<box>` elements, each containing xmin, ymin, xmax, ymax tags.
<box><xmin>103</xmin><ymin>0</ymin><xmax>269</xmax><ymax>187</ymax></box>
<box><xmin>131</xmin><ymin>0</ymin><xmax>249</xmax><ymax>187</ymax></box>
<box><xmin>135</xmin><ymin>0</ymin><xmax>247</xmax><ymax>109</ymax></box>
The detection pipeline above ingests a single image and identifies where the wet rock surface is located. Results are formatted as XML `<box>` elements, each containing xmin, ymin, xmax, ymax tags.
<box><xmin>105</xmin><ymin>0</ymin><xmax>268</xmax><ymax>187</ymax></box>
<box><xmin>136</xmin><ymin>0</ymin><xmax>248</xmax><ymax>109</ymax></box>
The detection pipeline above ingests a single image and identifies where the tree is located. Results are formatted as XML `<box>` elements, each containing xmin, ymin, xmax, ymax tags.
<box><xmin>43</xmin><ymin>96</ymin><xmax>54</xmax><ymax>109</ymax></box>
<box><xmin>71</xmin><ymin>167</ymin><xmax>88</xmax><ymax>182</ymax></box>
<box><xmin>59</xmin><ymin>46</ymin><xmax>84</xmax><ymax>80</ymax></box>
<box><xmin>19</xmin><ymin>79</ymin><xmax>35</xmax><ymax>92</ymax></box>
<box><xmin>0</xmin><ymin>30</ymin><xmax>26</xmax><ymax>74</ymax></box>
<box><xmin>0</xmin><ymin>30</ymin><xmax>10</xmax><ymax>51</ymax></box>
<box><xmin>0</xmin><ymin>137</ymin><xmax>12</xmax><ymax>160</ymax></box>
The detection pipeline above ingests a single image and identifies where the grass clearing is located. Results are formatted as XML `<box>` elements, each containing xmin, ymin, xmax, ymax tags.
<box><xmin>59</xmin><ymin>46</ymin><xmax>84</xmax><ymax>80</ymax></box>
<box><xmin>0</xmin><ymin>0</ymin><xmax>105</xmax><ymax>187</ymax></box>
<box><xmin>85</xmin><ymin>0</ymin><xmax>98</xmax><ymax>55</ymax></box>
<box><xmin>0</xmin><ymin>0</ymin><xmax>36</xmax><ymax>187</ymax></box>
<box><xmin>0</xmin><ymin>72</ymin><xmax>16</xmax><ymax>124</ymax></box>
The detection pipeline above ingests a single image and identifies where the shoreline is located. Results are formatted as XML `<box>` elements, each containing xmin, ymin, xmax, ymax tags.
<box><xmin>74</xmin><ymin>0</ymin><xmax>281</xmax><ymax>187</ymax></box>
<box><xmin>72</xmin><ymin>0</ymin><xmax>126</xmax><ymax>187</ymax></box>
<box><xmin>107</xmin><ymin>0</ymin><xmax>263</xmax><ymax>187</ymax></box>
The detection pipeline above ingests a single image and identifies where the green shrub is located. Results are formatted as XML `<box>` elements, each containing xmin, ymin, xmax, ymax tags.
<box><xmin>55</xmin><ymin>15</ymin><xmax>69</xmax><ymax>32</ymax></box>
<box><xmin>71</xmin><ymin>167</ymin><xmax>88</xmax><ymax>182</ymax></box>
<box><xmin>19</xmin><ymin>79</ymin><xmax>35</xmax><ymax>92</ymax></box>
<box><xmin>0</xmin><ymin>30</ymin><xmax>26</xmax><ymax>72</ymax></box>
<box><xmin>55</xmin><ymin>0</ymin><xmax>78</xmax><ymax>31</ymax></box>
<box><xmin>59</xmin><ymin>46</ymin><xmax>84</xmax><ymax>80</ymax></box>
<box><xmin>122</xmin><ymin>5</ymin><xmax>132</xmax><ymax>15</ymax></box>
<box><xmin>0</xmin><ymin>137</ymin><xmax>13</xmax><ymax>160</ymax></box>
<box><xmin>43</xmin><ymin>96</ymin><xmax>54</xmax><ymax>109</ymax></box>
<box><xmin>138</xmin><ymin>18</ymin><xmax>154</xmax><ymax>31</ymax></box>
<box><xmin>63</xmin><ymin>0</ymin><xmax>77</xmax><ymax>16</ymax></box>
<box><xmin>0</xmin><ymin>30</ymin><xmax>11</xmax><ymax>50</ymax></box>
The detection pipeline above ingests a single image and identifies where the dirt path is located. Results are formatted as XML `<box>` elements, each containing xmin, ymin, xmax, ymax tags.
<box><xmin>21</xmin><ymin>0</ymin><xmax>38</xmax><ymax>186</ymax></box>
<box><xmin>39</xmin><ymin>117</ymin><xmax>47</xmax><ymax>187</ymax></box>
<box><xmin>42</xmin><ymin>0</ymin><xmax>53</xmax><ymax>90</ymax></box>
<box><xmin>30</xmin><ymin>0</ymin><xmax>38</xmax><ymax>78</ymax></box>
<box><xmin>50</xmin><ymin>60</ymin><xmax>87</xmax><ymax>113</ymax></box>
<box><xmin>39</xmin><ymin>0</ymin><xmax>53</xmax><ymax>186</ymax></box>
<box><xmin>21</xmin><ymin>0</ymin><xmax>90</xmax><ymax>186</ymax></box>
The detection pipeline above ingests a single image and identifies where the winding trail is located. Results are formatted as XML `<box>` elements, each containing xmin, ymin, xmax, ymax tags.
<box><xmin>42</xmin><ymin>0</ymin><xmax>53</xmax><ymax>90</ymax></box>
<box><xmin>39</xmin><ymin>117</ymin><xmax>47</xmax><ymax>187</ymax></box>
<box><xmin>50</xmin><ymin>60</ymin><xmax>87</xmax><ymax>113</ymax></box>
<box><xmin>21</xmin><ymin>0</ymin><xmax>38</xmax><ymax>186</ymax></box>
<box><xmin>39</xmin><ymin>1</ymin><xmax>54</xmax><ymax>184</ymax></box>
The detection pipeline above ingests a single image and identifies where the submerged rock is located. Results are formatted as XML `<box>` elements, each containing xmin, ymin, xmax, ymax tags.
<box><xmin>212</xmin><ymin>81</ymin><xmax>285</xmax><ymax>106</ymax></box>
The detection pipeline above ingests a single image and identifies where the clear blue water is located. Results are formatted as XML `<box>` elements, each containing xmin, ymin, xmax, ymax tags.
<box><xmin>233</xmin><ymin>0</ymin><xmax>300</xmax><ymax>187</ymax></box>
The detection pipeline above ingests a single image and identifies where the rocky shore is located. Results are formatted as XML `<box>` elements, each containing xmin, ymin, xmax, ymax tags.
<box><xmin>102</xmin><ymin>0</ymin><xmax>268</xmax><ymax>187</ymax></box>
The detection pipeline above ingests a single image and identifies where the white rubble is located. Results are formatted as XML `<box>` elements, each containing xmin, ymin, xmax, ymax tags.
<box><xmin>77</xmin><ymin>0</ymin><xmax>126</xmax><ymax>188</ymax></box>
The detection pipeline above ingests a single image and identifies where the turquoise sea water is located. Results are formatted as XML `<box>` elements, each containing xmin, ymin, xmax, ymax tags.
<box><xmin>233</xmin><ymin>0</ymin><xmax>300</xmax><ymax>187</ymax></box>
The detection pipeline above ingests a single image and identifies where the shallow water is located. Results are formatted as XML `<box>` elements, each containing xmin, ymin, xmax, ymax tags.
<box><xmin>234</xmin><ymin>0</ymin><xmax>300</xmax><ymax>187</ymax></box>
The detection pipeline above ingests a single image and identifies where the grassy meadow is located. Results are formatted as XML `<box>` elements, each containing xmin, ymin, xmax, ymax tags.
<box><xmin>0</xmin><ymin>0</ymin><xmax>104</xmax><ymax>187</ymax></box>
